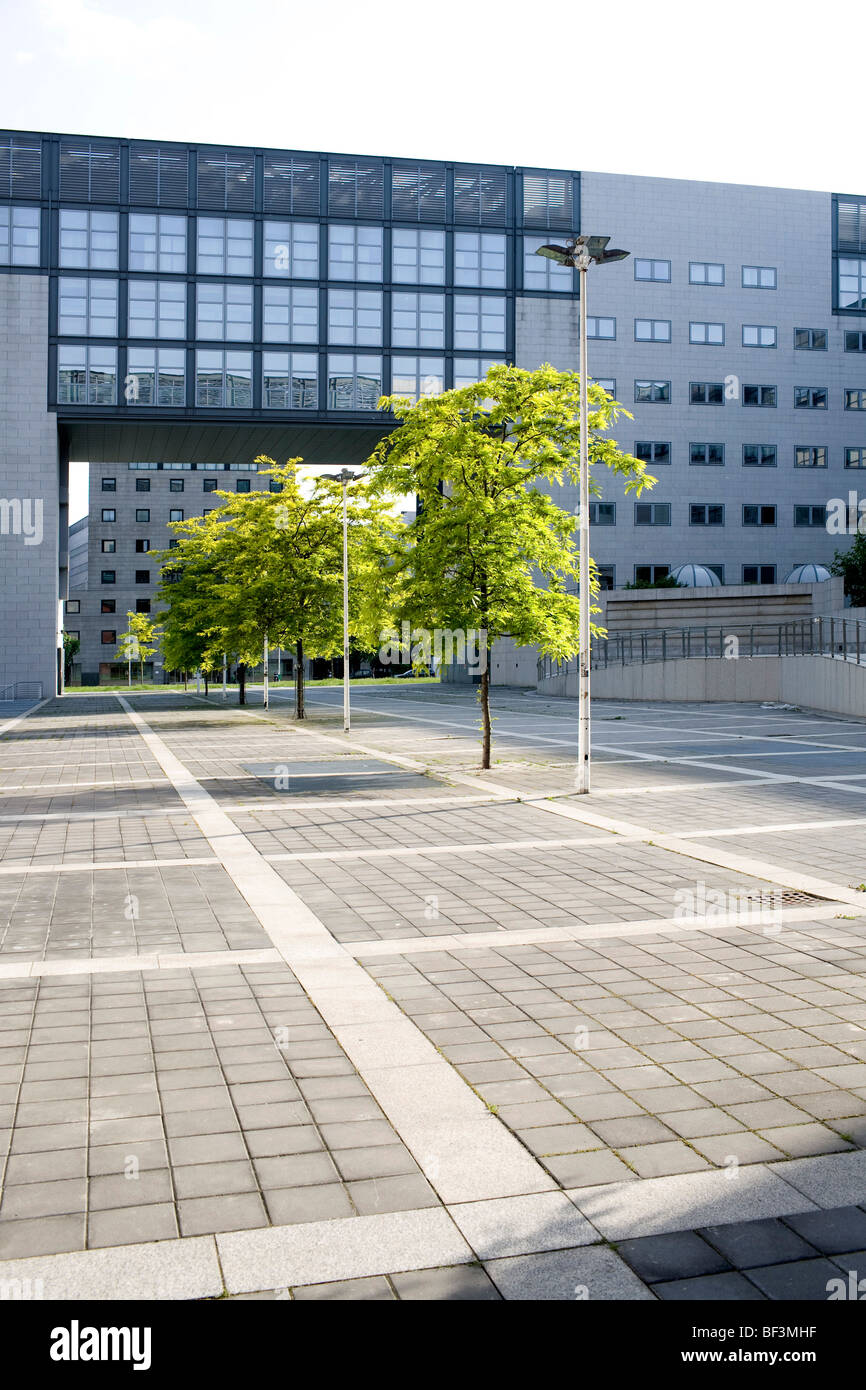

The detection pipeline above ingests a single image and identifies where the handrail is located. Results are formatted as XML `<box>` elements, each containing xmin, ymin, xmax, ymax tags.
<box><xmin>536</xmin><ymin>617</ymin><xmax>866</xmax><ymax>681</ymax></box>
<box><xmin>0</xmin><ymin>681</ymin><xmax>44</xmax><ymax>702</ymax></box>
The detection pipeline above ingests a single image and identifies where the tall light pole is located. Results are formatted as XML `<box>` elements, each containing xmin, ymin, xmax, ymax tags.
<box><xmin>535</xmin><ymin>235</ymin><xmax>629</xmax><ymax>793</ymax></box>
<box><xmin>324</xmin><ymin>468</ymin><xmax>365</xmax><ymax>732</ymax></box>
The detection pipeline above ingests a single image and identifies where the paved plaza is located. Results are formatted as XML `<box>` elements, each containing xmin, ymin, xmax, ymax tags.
<box><xmin>3</xmin><ymin>684</ymin><xmax>866</xmax><ymax>1299</ymax></box>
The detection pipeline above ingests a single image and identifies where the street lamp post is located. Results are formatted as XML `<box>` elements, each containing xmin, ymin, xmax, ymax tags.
<box><xmin>324</xmin><ymin>468</ymin><xmax>365</xmax><ymax>732</ymax></box>
<box><xmin>535</xmin><ymin>235</ymin><xmax>629</xmax><ymax>794</ymax></box>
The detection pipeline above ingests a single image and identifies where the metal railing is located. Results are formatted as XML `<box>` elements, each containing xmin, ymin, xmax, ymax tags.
<box><xmin>537</xmin><ymin>617</ymin><xmax>866</xmax><ymax>680</ymax></box>
<box><xmin>0</xmin><ymin>681</ymin><xmax>44</xmax><ymax>702</ymax></box>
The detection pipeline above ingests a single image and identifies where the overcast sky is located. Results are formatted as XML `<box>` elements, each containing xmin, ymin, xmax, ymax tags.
<box><xmin>2</xmin><ymin>0</ymin><xmax>858</xmax><ymax>520</ymax></box>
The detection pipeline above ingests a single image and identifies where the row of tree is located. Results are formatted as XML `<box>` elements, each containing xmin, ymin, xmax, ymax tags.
<box><xmin>147</xmin><ymin>365</ymin><xmax>655</xmax><ymax>766</ymax></box>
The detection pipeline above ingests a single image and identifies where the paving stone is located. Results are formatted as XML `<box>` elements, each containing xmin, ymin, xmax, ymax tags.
<box><xmin>588</xmin><ymin>1116</ymin><xmax>677</xmax><ymax>1148</ymax></box>
<box><xmin>346</xmin><ymin>1174</ymin><xmax>439</xmax><ymax>1215</ymax></box>
<box><xmin>292</xmin><ymin>1276</ymin><xmax>394</xmax><ymax>1300</ymax></box>
<box><xmin>173</xmin><ymin>1161</ymin><xmax>258</xmax><ymax>1200</ymax></box>
<box><xmin>782</xmin><ymin>1205</ymin><xmax>866</xmax><ymax>1254</ymax></box>
<box><xmin>179</xmin><ymin>1193</ymin><xmax>269</xmax><ymax>1236</ymax></box>
<box><xmin>87</xmin><ymin>1203</ymin><xmax>179</xmax><ymax>1249</ymax></box>
<box><xmin>745</xmin><ymin>1257</ymin><xmax>842</xmax><ymax>1300</ymax></box>
<box><xmin>0</xmin><ymin>1213</ymin><xmax>86</xmax><ymax>1259</ymax></box>
<box><xmin>543</xmin><ymin>1150</ymin><xmax>634</xmax><ymax>1188</ymax></box>
<box><xmin>654</xmin><ymin>1272</ymin><xmax>767</xmax><ymax>1301</ymax></box>
<box><xmin>616</xmin><ymin>1141</ymin><xmax>711</xmax><ymax>1179</ymax></box>
<box><xmin>263</xmin><ymin>1184</ymin><xmax>354</xmax><ymax>1225</ymax></box>
<box><xmin>391</xmin><ymin>1265</ymin><xmax>501</xmax><ymax>1300</ymax></box>
<box><xmin>699</xmin><ymin>1217</ymin><xmax>817</xmax><ymax>1269</ymax></box>
<box><xmin>485</xmin><ymin>1245</ymin><xmax>654</xmax><ymax>1301</ymax></box>
<box><xmin>691</xmin><ymin>1133</ymin><xmax>787</xmax><ymax>1166</ymax></box>
<box><xmin>449</xmin><ymin>1192</ymin><xmax>596</xmax><ymax>1258</ymax></box>
<box><xmin>616</xmin><ymin>1230</ymin><xmax>730</xmax><ymax>1282</ymax></box>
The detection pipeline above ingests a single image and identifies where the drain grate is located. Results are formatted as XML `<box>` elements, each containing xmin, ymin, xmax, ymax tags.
<box><xmin>741</xmin><ymin>888</ymin><xmax>830</xmax><ymax>907</ymax></box>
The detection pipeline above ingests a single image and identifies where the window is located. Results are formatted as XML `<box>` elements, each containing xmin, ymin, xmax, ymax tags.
<box><xmin>196</xmin><ymin>217</ymin><xmax>253</xmax><ymax>275</ymax></box>
<box><xmin>743</xmin><ymin>384</ymin><xmax>777</xmax><ymax>407</ymax></box>
<box><xmin>100</xmin><ymin>599</ymin><xmax>115</xmax><ymax>613</ymax></box>
<box><xmin>169</xmin><ymin>508</ymin><xmax>183</xmax><ymax>522</ymax></box>
<box><xmin>269</xmin><ymin>481</ymin><xmax>283</xmax><ymax>494</ymax></box>
<box><xmin>135</xmin><ymin>508</ymin><xmax>150</xmax><ymax>522</ymax></box>
<box><xmin>135</xmin><ymin>570</ymin><xmax>150</xmax><ymax>584</ymax></box>
<box><xmin>101</xmin><ymin>477</ymin><xmax>116</xmax><ymax>492</ymax></box>
<box><xmin>846</xmin><ymin>331</ymin><xmax>866</xmax><ymax>352</ymax></box>
<box><xmin>742</xmin><ymin>265</ymin><xmax>777</xmax><ymax>289</ymax></box>
<box><xmin>635</xmin><ymin>318</ymin><xmax>670</xmax><ymax>342</ymax></box>
<box><xmin>689</xmin><ymin>261</ymin><xmax>724</xmax><ymax>286</ymax></box>
<box><xmin>0</xmin><ymin>206</ymin><xmax>39</xmax><ymax>266</ymax></box>
<box><xmin>743</xmin><ymin>565</ymin><xmax>776</xmax><ymax>584</ymax></box>
<box><xmin>65</xmin><ymin>599</ymin><xmax>80</xmax><ymax>614</ymax></box>
<box><xmin>452</xmin><ymin>358</ymin><xmax>503</xmax><ymax>389</ymax></box>
<box><xmin>845</xmin><ymin>390</ymin><xmax>866</xmax><ymax>411</ymax></box>
<box><xmin>634</xmin><ymin>258</ymin><xmax>670</xmax><ymax>282</ymax></box>
<box><xmin>59</xmin><ymin>209</ymin><xmax>118</xmax><ymax>269</ymax></box>
<box><xmin>327</xmin><ymin>355</ymin><xmax>383</xmax><ymax>410</ymax></box>
<box><xmin>846</xmin><ymin>448</ymin><xmax>866</xmax><ymax>469</ymax></box>
<box><xmin>795</xmin><ymin>446</ymin><xmax>827</xmax><ymax>468</ymax></box>
<box><xmin>743</xmin><ymin>325</ymin><xmax>777</xmax><ymax>347</ymax></box>
<box><xmin>689</xmin><ymin>321</ymin><xmax>724</xmax><ymax>345</ymax></box>
<box><xmin>453</xmin><ymin>295</ymin><xmax>506</xmax><ymax>351</ymax></box>
<box><xmin>391</xmin><ymin>228</ymin><xmax>446</xmax><ymax>286</ymax></box>
<box><xmin>195</xmin><ymin>350</ymin><xmax>253</xmax><ymax>407</ymax></box>
<box><xmin>135</xmin><ymin>539</ymin><xmax>150</xmax><ymax>553</ymax></box>
<box><xmin>58</xmin><ymin>278</ymin><xmax>118</xmax><ymax>336</ymax></box>
<box><xmin>521</xmin><ymin>235</ymin><xmax>569</xmax><ymax>292</ymax></box>
<box><xmin>135</xmin><ymin>599</ymin><xmax>151</xmax><ymax>614</ymax></box>
<box><xmin>263</xmin><ymin>221</ymin><xmax>318</xmax><ymax>278</ymax></box>
<box><xmin>57</xmin><ymin>346</ymin><xmax>117</xmax><ymax>404</ymax></box>
<box><xmin>795</xmin><ymin>328</ymin><xmax>827</xmax><ymax>351</ymax></box>
<box><xmin>135</xmin><ymin>480</ymin><xmax>151</xmax><ymax>494</ymax></box>
<box><xmin>690</xmin><ymin>504</ymin><xmax>724</xmax><ymax>526</ymax></box>
<box><xmin>743</xmin><ymin>444</ymin><xmax>777</xmax><ymax>467</ymax></box>
<box><xmin>128</xmin><ymin>214</ymin><xmax>186</xmax><ymax>273</ymax></box>
<box><xmin>101</xmin><ymin>508</ymin><xmax>116</xmax><ymax>522</ymax></box>
<box><xmin>597</xmin><ymin>565</ymin><xmax>615</xmax><ymax>591</ymax></box>
<box><xmin>236</xmin><ymin>479</ymin><xmax>250</xmax><ymax>493</ymax></box>
<box><xmin>101</xmin><ymin>570</ymin><xmax>116</xmax><ymax>584</ymax></box>
<box><xmin>794</xmin><ymin>505</ymin><xmax>827</xmax><ymax>526</ymax></box>
<box><xmin>795</xmin><ymin>387</ymin><xmax>828</xmax><ymax>409</ymax></box>
<box><xmin>203</xmin><ymin>477</ymin><xmax>218</xmax><ymax>491</ymax></box>
<box><xmin>328</xmin><ymin>225</ymin><xmax>383</xmax><ymax>281</ymax></box>
<box><xmin>634</xmin><ymin>564</ymin><xmax>671</xmax><ymax>584</ymax></box>
<box><xmin>169</xmin><ymin>478</ymin><xmax>184</xmax><ymax>493</ymax></box>
<box><xmin>263</xmin><ymin>285</ymin><xmax>318</xmax><ymax>343</ymax></box>
<box><xmin>588</xmin><ymin>502</ymin><xmax>615</xmax><ymax>525</ymax></box>
<box><xmin>634</xmin><ymin>380</ymin><xmax>670</xmax><ymax>403</ymax></box>
<box><xmin>262</xmin><ymin>352</ymin><xmax>318</xmax><ymax>409</ymax></box>
<box><xmin>587</xmin><ymin>317</ymin><xmax>615</xmax><ymax>339</ymax></box>
<box><xmin>196</xmin><ymin>282</ymin><xmax>253</xmax><ymax>341</ymax></box>
<box><xmin>127</xmin><ymin>280</ymin><xmax>185</xmax><ymax>338</ymax></box>
<box><xmin>594</xmin><ymin>378</ymin><xmax>616</xmax><ymax>396</ymax></box>
<box><xmin>742</xmin><ymin>504</ymin><xmax>776</xmax><ymax>526</ymax></box>
<box><xmin>522</xmin><ymin>172</ymin><xmax>573</xmax><ymax>228</ymax></box>
<box><xmin>690</xmin><ymin>381</ymin><xmax>724</xmax><ymax>405</ymax></box>
<box><xmin>101</xmin><ymin>630</ymin><xmax>116</xmax><ymax>645</ymax></box>
<box><xmin>328</xmin><ymin>289</ymin><xmax>383</xmax><ymax>346</ymax></box>
<box><xmin>391</xmin><ymin>357</ymin><xmax>444</xmax><ymax>401</ymax></box>
<box><xmin>125</xmin><ymin>348</ymin><xmax>185</xmax><ymax>407</ymax></box>
<box><xmin>635</xmin><ymin>441</ymin><xmax>670</xmax><ymax>465</ymax></box>
<box><xmin>65</xmin><ymin>630</ymin><xmax>80</xmax><ymax>644</ymax></box>
<box><xmin>690</xmin><ymin>442</ymin><xmax>725</xmax><ymax>466</ymax></box>
<box><xmin>391</xmin><ymin>292</ymin><xmax>445</xmax><ymax>349</ymax></box>
<box><xmin>839</xmin><ymin>259</ymin><xmax>866</xmax><ymax>311</ymax></box>
<box><xmin>456</xmin><ymin>232</ymin><xmax>507</xmax><ymax>288</ymax></box>
<box><xmin>634</xmin><ymin>503</ymin><xmax>671</xmax><ymax>525</ymax></box>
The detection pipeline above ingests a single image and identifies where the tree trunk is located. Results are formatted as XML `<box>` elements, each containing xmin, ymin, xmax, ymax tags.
<box><xmin>479</xmin><ymin>667</ymin><xmax>491</xmax><ymax>770</ymax></box>
<box><xmin>295</xmin><ymin>639</ymin><xmax>305</xmax><ymax>720</ymax></box>
<box><xmin>238</xmin><ymin>662</ymin><xmax>246</xmax><ymax>706</ymax></box>
<box><xmin>183</xmin><ymin>671</ymin><xmax>188</xmax><ymax>691</ymax></box>
<box><xmin>204</xmin><ymin>671</ymin><xmax>209</xmax><ymax>696</ymax></box>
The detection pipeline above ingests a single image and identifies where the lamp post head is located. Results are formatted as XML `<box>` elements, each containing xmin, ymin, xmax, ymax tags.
<box><xmin>535</xmin><ymin>236</ymin><xmax>629</xmax><ymax>268</ymax></box>
<box><xmin>323</xmin><ymin>468</ymin><xmax>365</xmax><ymax>483</ymax></box>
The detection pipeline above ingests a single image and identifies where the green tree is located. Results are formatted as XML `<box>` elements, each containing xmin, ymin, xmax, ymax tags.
<box><xmin>62</xmin><ymin>631</ymin><xmax>80</xmax><ymax>686</ymax></box>
<box><xmin>118</xmin><ymin>611</ymin><xmax>161</xmax><ymax>686</ymax></box>
<box><xmin>367</xmin><ymin>363</ymin><xmax>652</xmax><ymax>769</ymax></box>
<box><xmin>155</xmin><ymin>459</ymin><xmax>396</xmax><ymax>715</ymax></box>
<box><xmin>831</xmin><ymin>533</ymin><xmax>866</xmax><ymax>607</ymax></box>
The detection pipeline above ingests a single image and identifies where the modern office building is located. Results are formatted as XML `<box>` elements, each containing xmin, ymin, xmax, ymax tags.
<box><xmin>2</xmin><ymin>127</ymin><xmax>866</xmax><ymax>693</ymax></box>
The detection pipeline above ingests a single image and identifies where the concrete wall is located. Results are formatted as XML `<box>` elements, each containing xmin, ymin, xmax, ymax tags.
<box><xmin>598</xmin><ymin>578</ymin><xmax>845</xmax><ymax>631</ymax></box>
<box><xmin>0</xmin><ymin>274</ymin><xmax>60</xmax><ymax>696</ymax></box>
<box><xmin>539</xmin><ymin>653</ymin><xmax>866</xmax><ymax>721</ymax></box>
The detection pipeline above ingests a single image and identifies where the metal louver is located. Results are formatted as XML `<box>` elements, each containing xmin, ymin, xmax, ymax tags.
<box><xmin>129</xmin><ymin>144</ymin><xmax>188</xmax><ymax>206</ymax></box>
<box><xmin>197</xmin><ymin>151</ymin><xmax>255</xmax><ymax>210</ymax></box>
<box><xmin>263</xmin><ymin>155</ymin><xmax>320</xmax><ymax>215</ymax></box>
<box><xmin>59</xmin><ymin>141</ymin><xmax>120</xmax><ymax>201</ymax></box>
<box><xmin>453</xmin><ymin>167</ymin><xmax>507</xmax><ymax>226</ymax></box>
<box><xmin>837</xmin><ymin>199</ymin><xmax>866</xmax><ymax>253</ymax></box>
<box><xmin>522</xmin><ymin>172</ymin><xmax>573</xmax><ymax>229</ymax></box>
<box><xmin>391</xmin><ymin>164</ymin><xmax>446</xmax><ymax>222</ymax></box>
<box><xmin>328</xmin><ymin>159</ymin><xmax>384</xmax><ymax>217</ymax></box>
<box><xmin>0</xmin><ymin>137</ymin><xmax>42</xmax><ymax>199</ymax></box>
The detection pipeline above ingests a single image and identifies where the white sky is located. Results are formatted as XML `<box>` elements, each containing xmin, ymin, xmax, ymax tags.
<box><xmin>3</xmin><ymin>0</ymin><xmax>859</xmax><ymax>522</ymax></box>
